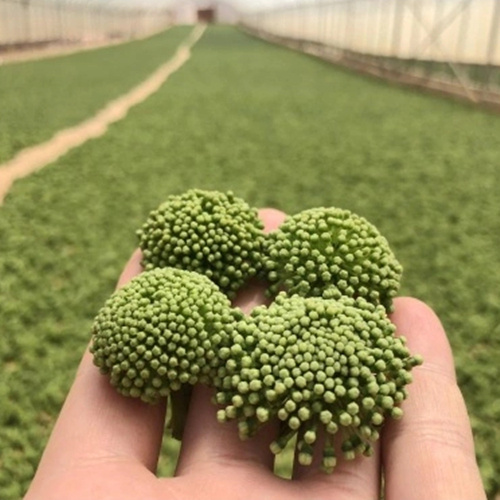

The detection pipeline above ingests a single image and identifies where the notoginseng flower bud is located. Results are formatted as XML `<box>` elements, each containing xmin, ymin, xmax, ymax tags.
<box><xmin>90</xmin><ymin>267</ymin><xmax>237</xmax><ymax>404</ymax></box>
<box><xmin>137</xmin><ymin>189</ymin><xmax>265</xmax><ymax>297</ymax></box>
<box><xmin>264</xmin><ymin>207</ymin><xmax>402</xmax><ymax>311</ymax></box>
<box><xmin>215</xmin><ymin>293</ymin><xmax>421</xmax><ymax>472</ymax></box>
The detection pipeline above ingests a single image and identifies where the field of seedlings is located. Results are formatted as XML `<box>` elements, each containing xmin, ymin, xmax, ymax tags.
<box><xmin>0</xmin><ymin>25</ymin><xmax>499</xmax><ymax>499</ymax></box>
<box><xmin>0</xmin><ymin>26</ymin><xmax>191</xmax><ymax>164</ymax></box>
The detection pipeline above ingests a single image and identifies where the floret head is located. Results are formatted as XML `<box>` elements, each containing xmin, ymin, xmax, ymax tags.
<box><xmin>264</xmin><ymin>207</ymin><xmax>402</xmax><ymax>311</ymax></box>
<box><xmin>90</xmin><ymin>267</ymin><xmax>236</xmax><ymax>404</ymax></box>
<box><xmin>215</xmin><ymin>293</ymin><xmax>421</xmax><ymax>471</ymax></box>
<box><xmin>137</xmin><ymin>190</ymin><xmax>265</xmax><ymax>297</ymax></box>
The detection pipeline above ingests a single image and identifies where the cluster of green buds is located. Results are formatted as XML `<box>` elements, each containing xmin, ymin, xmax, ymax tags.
<box><xmin>90</xmin><ymin>189</ymin><xmax>421</xmax><ymax>472</ymax></box>
<box><xmin>215</xmin><ymin>293</ymin><xmax>421</xmax><ymax>471</ymax></box>
<box><xmin>90</xmin><ymin>267</ymin><xmax>240</xmax><ymax>437</ymax></box>
<box><xmin>264</xmin><ymin>208</ymin><xmax>403</xmax><ymax>312</ymax></box>
<box><xmin>137</xmin><ymin>190</ymin><xmax>265</xmax><ymax>298</ymax></box>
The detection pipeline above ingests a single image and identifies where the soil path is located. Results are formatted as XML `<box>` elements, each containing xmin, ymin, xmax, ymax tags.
<box><xmin>0</xmin><ymin>24</ymin><xmax>206</xmax><ymax>204</ymax></box>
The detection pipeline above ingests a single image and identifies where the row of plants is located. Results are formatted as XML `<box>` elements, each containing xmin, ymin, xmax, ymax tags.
<box><xmin>0</xmin><ymin>25</ymin><xmax>499</xmax><ymax>498</ymax></box>
<box><xmin>0</xmin><ymin>26</ymin><xmax>191</xmax><ymax>164</ymax></box>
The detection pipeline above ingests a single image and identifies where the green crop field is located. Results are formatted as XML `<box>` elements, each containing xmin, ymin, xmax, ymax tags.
<box><xmin>0</xmin><ymin>25</ymin><xmax>499</xmax><ymax>499</ymax></box>
<box><xmin>0</xmin><ymin>26</ymin><xmax>191</xmax><ymax>164</ymax></box>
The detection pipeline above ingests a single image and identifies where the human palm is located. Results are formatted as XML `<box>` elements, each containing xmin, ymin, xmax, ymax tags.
<box><xmin>25</xmin><ymin>209</ymin><xmax>485</xmax><ymax>500</ymax></box>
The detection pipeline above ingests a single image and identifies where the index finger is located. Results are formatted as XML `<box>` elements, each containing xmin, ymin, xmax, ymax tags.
<box><xmin>383</xmin><ymin>297</ymin><xmax>486</xmax><ymax>500</ymax></box>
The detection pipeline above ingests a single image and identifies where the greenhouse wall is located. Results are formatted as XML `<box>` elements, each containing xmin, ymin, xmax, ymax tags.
<box><xmin>242</xmin><ymin>0</ymin><xmax>500</xmax><ymax>66</ymax></box>
<box><xmin>0</xmin><ymin>0</ymin><xmax>173</xmax><ymax>49</ymax></box>
<box><xmin>241</xmin><ymin>0</ymin><xmax>500</xmax><ymax>106</ymax></box>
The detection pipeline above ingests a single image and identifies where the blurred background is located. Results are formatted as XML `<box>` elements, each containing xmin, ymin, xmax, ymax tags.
<box><xmin>1</xmin><ymin>1</ymin><xmax>499</xmax><ymax>499</ymax></box>
<box><xmin>1</xmin><ymin>0</ymin><xmax>500</xmax><ymax>104</ymax></box>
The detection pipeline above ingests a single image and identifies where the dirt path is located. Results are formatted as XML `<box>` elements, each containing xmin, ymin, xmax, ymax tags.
<box><xmin>0</xmin><ymin>24</ymin><xmax>206</xmax><ymax>205</ymax></box>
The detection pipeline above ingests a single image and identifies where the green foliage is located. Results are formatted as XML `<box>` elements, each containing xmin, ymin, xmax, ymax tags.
<box><xmin>0</xmin><ymin>26</ymin><xmax>191</xmax><ymax>164</ymax></box>
<box><xmin>0</xmin><ymin>25</ymin><xmax>499</xmax><ymax>498</ymax></box>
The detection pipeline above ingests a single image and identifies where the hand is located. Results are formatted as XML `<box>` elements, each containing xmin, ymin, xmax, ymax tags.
<box><xmin>25</xmin><ymin>209</ymin><xmax>486</xmax><ymax>500</ymax></box>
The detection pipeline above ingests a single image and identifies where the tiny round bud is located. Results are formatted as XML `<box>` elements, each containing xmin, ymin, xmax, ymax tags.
<box><xmin>339</xmin><ymin>412</ymin><xmax>353</xmax><ymax>426</ymax></box>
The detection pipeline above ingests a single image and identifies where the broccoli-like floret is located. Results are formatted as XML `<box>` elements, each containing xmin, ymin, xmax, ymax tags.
<box><xmin>90</xmin><ymin>191</ymin><xmax>421</xmax><ymax>473</ymax></box>
<box><xmin>137</xmin><ymin>189</ymin><xmax>265</xmax><ymax>297</ymax></box>
<box><xmin>264</xmin><ymin>207</ymin><xmax>402</xmax><ymax>311</ymax></box>
<box><xmin>215</xmin><ymin>293</ymin><xmax>421</xmax><ymax>471</ymax></box>
<box><xmin>90</xmin><ymin>267</ymin><xmax>238</xmax><ymax>437</ymax></box>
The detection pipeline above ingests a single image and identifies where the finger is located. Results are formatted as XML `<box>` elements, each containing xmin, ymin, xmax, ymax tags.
<box><xmin>259</xmin><ymin>207</ymin><xmax>287</xmax><ymax>234</ymax></box>
<box><xmin>383</xmin><ymin>297</ymin><xmax>486</xmax><ymax>500</ymax></box>
<box><xmin>176</xmin><ymin>208</ymin><xmax>287</xmax><ymax>475</ymax></box>
<box><xmin>175</xmin><ymin>384</ymin><xmax>279</xmax><ymax>476</ymax></box>
<box><xmin>31</xmin><ymin>250</ymin><xmax>166</xmax><ymax>482</ymax></box>
<box><xmin>116</xmin><ymin>247</ymin><xmax>143</xmax><ymax>288</ymax></box>
<box><xmin>294</xmin><ymin>437</ymin><xmax>381</xmax><ymax>500</ymax></box>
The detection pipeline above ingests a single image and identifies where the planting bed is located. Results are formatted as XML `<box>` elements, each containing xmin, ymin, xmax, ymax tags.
<box><xmin>0</xmin><ymin>26</ymin><xmax>191</xmax><ymax>164</ymax></box>
<box><xmin>0</xmin><ymin>25</ymin><xmax>499</xmax><ymax>498</ymax></box>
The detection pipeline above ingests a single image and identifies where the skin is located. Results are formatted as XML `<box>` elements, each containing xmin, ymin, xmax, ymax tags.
<box><xmin>24</xmin><ymin>208</ymin><xmax>486</xmax><ymax>500</ymax></box>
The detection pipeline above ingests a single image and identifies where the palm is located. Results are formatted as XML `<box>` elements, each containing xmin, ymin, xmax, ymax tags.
<box><xmin>36</xmin><ymin>439</ymin><xmax>379</xmax><ymax>500</ymax></box>
<box><xmin>25</xmin><ymin>210</ymin><xmax>485</xmax><ymax>500</ymax></box>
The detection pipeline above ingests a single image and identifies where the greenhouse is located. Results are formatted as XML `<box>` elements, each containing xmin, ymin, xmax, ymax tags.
<box><xmin>0</xmin><ymin>1</ymin><xmax>499</xmax><ymax>499</ymax></box>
